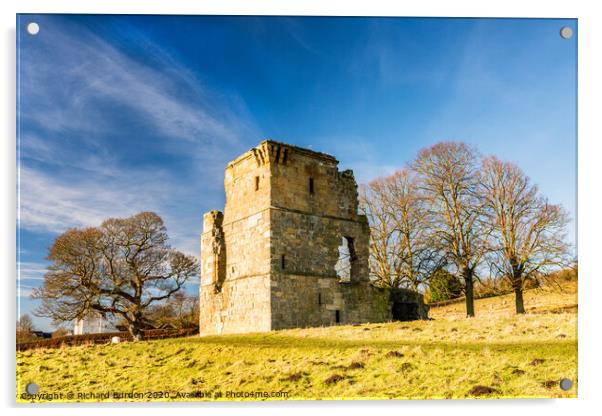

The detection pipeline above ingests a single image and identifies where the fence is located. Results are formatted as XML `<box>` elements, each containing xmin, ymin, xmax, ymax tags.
<box><xmin>16</xmin><ymin>328</ymin><xmax>198</xmax><ymax>351</ymax></box>
<box><xmin>427</xmin><ymin>296</ymin><xmax>466</xmax><ymax>308</ymax></box>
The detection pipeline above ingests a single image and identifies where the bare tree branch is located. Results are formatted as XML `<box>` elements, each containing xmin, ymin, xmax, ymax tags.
<box><xmin>31</xmin><ymin>212</ymin><xmax>199</xmax><ymax>340</ymax></box>
<box><xmin>480</xmin><ymin>156</ymin><xmax>571</xmax><ymax>313</ymax></box>
<box><xmin>411</xmin><ymin>142</ymin><xmax>490</xmax><ymax>317</ymax></box>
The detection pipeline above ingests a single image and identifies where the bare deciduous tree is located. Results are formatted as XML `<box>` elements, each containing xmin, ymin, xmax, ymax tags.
<box><xmin>17</xmin><ymin>313</ymin><xmax>35</xmax><ymax>333</ymax></box>
<box><xmin>360</xmin><ymin>179</ymin><xmax>397</xmax><ymax>286</ymax></box>
<box><xmin>480</xmin><ymin>156</ymin><xmax>571</xmax><ymax>313</ymax></box>
<box><xmin>145</xmin><ymin>291</ymin><xmax>199</xmax><ymax>329</ymax></box>
<box><xmin>16</xmin><ymin>313</ymin><xmax>37</xmax><ymax>343</ymax></box>
<box><xmin>360</xmin><ymin>170</ymin><xmax>441</xmax><ymax>289</ymax></box>
<box><xmin>32</xmin><ymin>212</ymin><xmax>199</xmax><ymax>340</ymax></box>
<box><xmin>412</xmin><ymin>142</ymin><xmax>489</xmax><ymax>317</ymax></box>
<box><xmin>52</xmin><ymin>327</ymin><xmax>70</xmax><ymax>338</ymax></box>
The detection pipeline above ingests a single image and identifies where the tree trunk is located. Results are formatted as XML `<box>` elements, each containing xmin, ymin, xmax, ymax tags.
<box><xmin>465</xmin><ymin>274</ymin><xmax>475</xmax><ymax>317</ymax></box>
<box><xmin>129</xmin><ymin>326</ymin><xmax>143</xmax><ymax>341</ymax></box>
<box><xmin>511</xmin><ymin>266</ymin><xmax>526</xmax><ymax>314</ymax></box>
<box><xmin>128</xmin><ymin>316</ymin><xmax>144</xmax><ymax>341</ymax></box>
<box><xmin>514</xmin><ymin>285</ymin><xmax>526</xmax><ymax>314</ymax></box>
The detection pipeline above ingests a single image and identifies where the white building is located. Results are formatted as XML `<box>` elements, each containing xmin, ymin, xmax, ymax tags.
<box><xmin>73</xmin><ymin>312</ymin><xmax>116</xmax><ymax>335</ymax></box>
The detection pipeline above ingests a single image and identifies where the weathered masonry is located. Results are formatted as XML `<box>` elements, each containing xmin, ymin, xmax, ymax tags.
<box><xmin>199</xmin><ymin>140</ymin><xmax>394</xmax><ymax>335</ymax></box>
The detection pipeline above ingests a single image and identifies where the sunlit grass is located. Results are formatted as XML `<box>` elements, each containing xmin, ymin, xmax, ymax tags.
<box><xmin>16</xmin><ymin>282</ymin><xmax>577</xmax><ymax>402</ymax></box>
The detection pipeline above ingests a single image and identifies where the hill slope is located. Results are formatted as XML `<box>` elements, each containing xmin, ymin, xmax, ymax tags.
<box><xmin>17</xmin><ymin>282</ymin><xmax>577</xmax><ymax>402</ymax></box>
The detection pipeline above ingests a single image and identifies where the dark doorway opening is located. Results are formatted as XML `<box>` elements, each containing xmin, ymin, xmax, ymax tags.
<box><xmin>335</xmin><ymin>310</ymin><xmax>340</xmax><ymax>323</ymax></box>
<box><xmin>392</xmin><ymin>302</ymin><xmax>419</xmax><ymax>321</ymax></box>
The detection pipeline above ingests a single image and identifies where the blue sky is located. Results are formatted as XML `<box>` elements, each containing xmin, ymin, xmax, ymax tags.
<box><xmin>16</xmin><ymin>15</ymin><xmax>577</xmax><ymax>331</ymax></box>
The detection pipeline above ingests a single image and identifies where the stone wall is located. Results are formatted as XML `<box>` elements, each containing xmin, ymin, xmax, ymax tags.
<box><xmin>271</xmin><ymin>274</ymin><xmax>391</xmax><ymax>329</ymax></box>
<box><xmin>199</xmin><ymin>140</ymin><xmax>424</xmax><ymax>336</ymax></box>
<box><xmin>269</xmin><ymin>145</ymin><xmax>358</xmax><ymax>219</ymax></box>
<box><xmin>268</xmin><ymin>208</ymin><xmax>370</xmax><ymax>282</ymax></box>
<box><xmin>199</xmin><ymin>150</ymin><xmax>272</xmax><ymax>335</ymax></box>
<box><xmin>390</xmin><ymin>288</ymin><xmax>430</xmax><ymax>321</ymax></box>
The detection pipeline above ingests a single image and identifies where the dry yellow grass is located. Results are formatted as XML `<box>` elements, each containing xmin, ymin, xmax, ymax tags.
<box><xmin>430</xmin><ymin>281</ymin><xmax>578</xmax><ymax>319</ymax></box>
<box><xmin>16</xmin><ymin>281</ymin><xmax>577</xmax><ymax>403</ymax></box>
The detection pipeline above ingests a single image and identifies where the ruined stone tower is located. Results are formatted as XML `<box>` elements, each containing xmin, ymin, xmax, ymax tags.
<box><xmin>199</xmin><ymin>140</ymin><xmax>391</xmax><ymax>335</ymax></box>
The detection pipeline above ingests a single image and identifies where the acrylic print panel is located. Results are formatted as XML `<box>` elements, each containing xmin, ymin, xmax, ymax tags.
<box><xmin>16</xmin><ymin>14</ymin><xmax>577</xmax><ymax>402</ymax></box>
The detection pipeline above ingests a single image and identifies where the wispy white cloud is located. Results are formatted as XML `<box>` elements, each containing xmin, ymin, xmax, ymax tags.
<box><xmin>280</xmin><ymin>18</ymin><xmax>324</xmax><ymax>56</ymax></box>
<box><xmin>18</xmin><ymin>133</ymin><xmax>117</xmax><ymax>177</ymax></box>
<box><xmin>17</xmin><ymin>262</ymin><xmax>48</xmax><ymax>281</ymax></box>
<box><xmin>18</xmin><ymin>18</ymin><xmax>262</xmax><ymax>259</ymax></box>
<box><xmin>21</xmin><ymin>19</ymin><xmax>256</xmax><ymax>146</ymax></box>
<box><xmin>18</xmin><ymin>164</ymin><xmax>206</xmax><ymax>257</ymax></box>
<box><xmin>17</xmin><ymin>285</ymin><xmax>36</xmax><ymax>298</ymax></box>
<box><xmin>19</xmin><ymin>165</ymin><xmax>166</xmax><ymax>232</ymax></box>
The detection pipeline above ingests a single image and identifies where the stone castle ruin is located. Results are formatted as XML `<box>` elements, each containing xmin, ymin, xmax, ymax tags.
<box><xmin>199</xmin><ymin>140</ymin><xmax>426</xmax><ymax>336</ymax></box>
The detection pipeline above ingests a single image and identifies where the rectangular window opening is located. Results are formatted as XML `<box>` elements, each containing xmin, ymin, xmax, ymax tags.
<box><xmin>336</xmin><ymin>236</ymin><xmax>356</xmax><ymax>282</ymax></box>
<box><xmin>255</xmin><ymin>176</ymin><xmax>260</xmax><ymax>191</ymax></box>
<box><xmin>318</xmin><ymin>293</ymin><xmax>322</xmax><ymax>305</ymax></box>
<box><xmin>281</xmin><ymin>254</ymin><xmax>286</xmax><ymax>270</ymax></box>
<box><xmin>335</xmin><ymin>310</ymin><xmax>340</xmax><ymax>323</ymax></box>
<box><xmin>309</xmin><ymin>177</ymin><xmax>314</xmax><ymax>194</ymax></box>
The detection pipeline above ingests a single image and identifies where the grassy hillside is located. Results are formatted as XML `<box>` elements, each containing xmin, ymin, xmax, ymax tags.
<box><xmin>16</xmin><ymin>282</ymin><xmax>577</xmax><ymax>402</ymax></box>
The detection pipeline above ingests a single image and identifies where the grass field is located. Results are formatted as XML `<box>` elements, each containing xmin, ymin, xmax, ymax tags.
<box><xmin>16</xmin><ymin>282</ymin><xmax>577</xmax><ymax>402</ymax></box>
